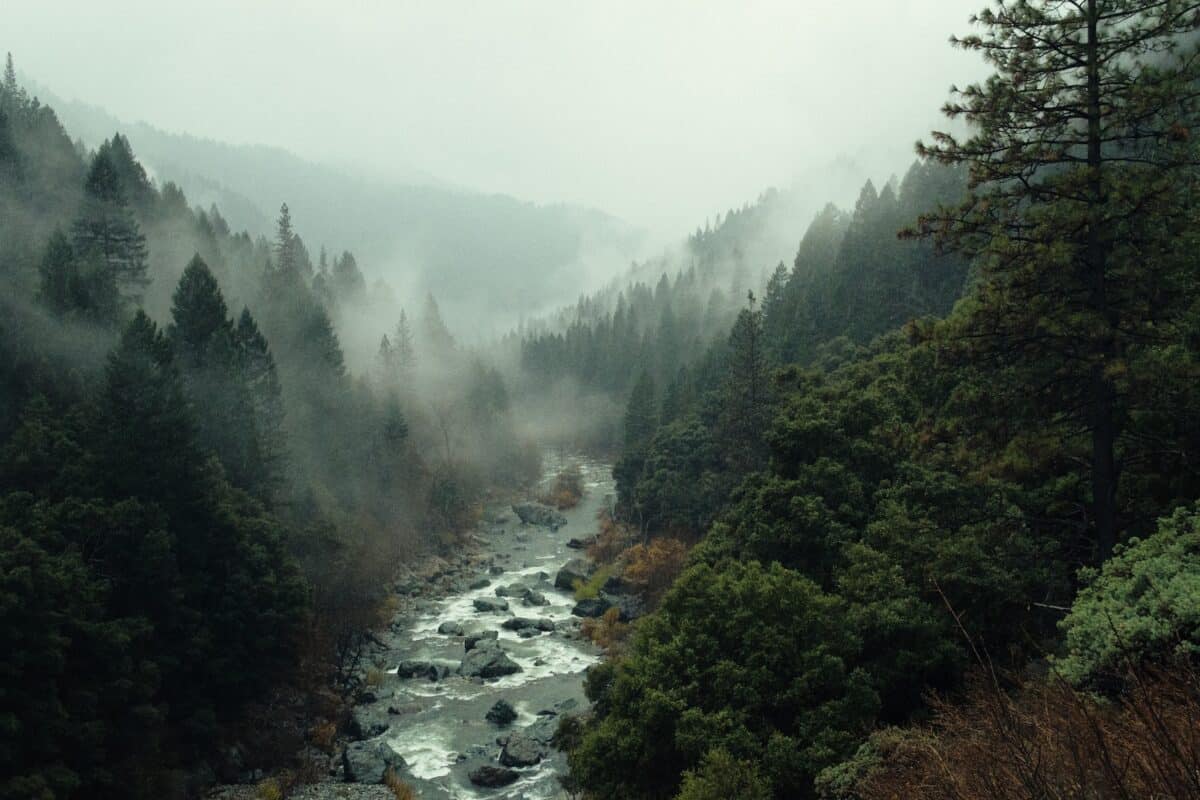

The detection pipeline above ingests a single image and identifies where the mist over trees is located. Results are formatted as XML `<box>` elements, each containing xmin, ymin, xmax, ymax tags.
<box><xmin>5</xmin><ymin>1</ymin><xmax>1200</xmax><ymax>798</ymax></box>
<box><xmin>0</xmin><ymin>57</ymin><xmax>538</xmax><ymax>798</ymax></box>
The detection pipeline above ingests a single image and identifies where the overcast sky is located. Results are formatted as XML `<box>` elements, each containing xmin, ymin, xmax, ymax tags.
<box><xmin>8</xmin><ymin>0</ymin><xmax>987</xmax><ymax>234</ymax></box>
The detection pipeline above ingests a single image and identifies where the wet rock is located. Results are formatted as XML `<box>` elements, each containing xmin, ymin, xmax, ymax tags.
<box><xmin>464</xmin><ymin>630</ymin><xmax>499</xmax><ymax>652</ymax></box>
<box><xmin>554</xmin><ymin>558</ymin><xmax>593</xmax><ymax>590</ymax></box>
<box><xmin>473</xmin><ymin>597</ymin><xmax>509</xmax><ymax>613</ymax></box>
<box><xmin>468</xmin><ymin>764</ymin><xmax>520</xmax><ymax>788</ymax></box>
<box><xmin>437</xmin><ymin>621</ymin><xmax>465</xmax><ymax>636</ymax></box>
<box><xmin>494</xmin><ymin>582</ymin><xmax>530</xmax><ymax>598</ymax></box>
<box><xmin>349</xmin><ymin>708</ymin><xmax>390</xmax><ymax>740</ymax></box>
<box><xmin>499</xmin><ymin>731</ymin><xmax>544</xmax><ymax>767</ymax></box>
<box><xmin>512</xmin><ymin>502</ymin><xmax>568</xmax><ymax>530</ymax></box>
<box><xmin>521</xmin><ymin>588</ymin><xmax>549</xmax><ymax>606</ymax></box>
<box><xmin>486</xmin><ymin>699</ymin><xmax>518</xmax><ymax>726</ymax></box>
<box><xmin>571</xmin><ymin>597</ymin><xmax>612</xmax><ymax>618</ymax></box>
<box><xmin>603</xmin><ymin>591</ymin><xmax>647</xmax><ymax>622</ymax></box>
<box><xmin>387</xmin><ymin>702</ymin><xmax>421</xmax><ymax>716</ymax></box>
<box><xmin>342</xmin><ymin>739</ymin><xmax>406</xmax><ymax>783</ymax></box>
<box><xmin>458</xmin><ymin>641</ymin><xmax>523</xmax><ymax>679</ymax></box>
<box><xmin>488</xmin><ymin>565</ymin><xmax>505</xmax><ymax>575</ymax></box>
<box><xmin>501</xmin><ymin>617</ymin><xmax>556</xmax><ymax>633</ymax></box>
<box><xmin>468</xmin><ymin>577</ymin><xmax>491</xmax><ymax>590</ymax></box>
<box><xmin>566</xmin><ymin>536</ymin><xmax>596</xmax><ymax>550</ymax></box>
<box><xmin>395</xmin><ymin>660</ymin><xmax>442</xmax><ymax>681</ymax></box>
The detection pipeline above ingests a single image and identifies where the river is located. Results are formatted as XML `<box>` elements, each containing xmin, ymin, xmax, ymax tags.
<box><xmin>350</xmin><ymin>455</ymin><xmax>612</xmax><ymax>799</ymax></box>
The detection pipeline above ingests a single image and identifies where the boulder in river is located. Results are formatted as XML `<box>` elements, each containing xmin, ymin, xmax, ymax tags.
<box><xmin>342</xmin><ymin>739</ymin><xmax>406</xmax><ymax>783</ymax></box>
<box><xmin>486</xmin><ymin>699</ymin><xmax>518</xmax><ymax>726</ymax></box>
<box><xmin>512</xmin><ymin>502</ymin><xmax>568</xmax><ymax>530</ymax></box>
<box><xmin>493</xmin><ymin>582</ymin><xmax>530</xmax><ymax>598</ymax></box>
<box><xmin>395</xmin><ymin>660</ymin><xmax>442</xmax><ymax>681</ymax></box>
<box><xmin>473</xmin><ymin>597</ymin><xmax>509</xmax><ymax>613</ymax></box>
<box><xmin>469</xmin><ymin>764</ymin><xmax>520</xmax><ymax>788</ymax></box>
<box><xmin>437</xmin><ymin>621</ymin><xmax>465</xmax><ymax>636</ymax></box>
<box><xmin>499</xmin><ymin>731</ymin><xmax>544</xmax><ymax>768</ymax></box>
<box><xmin>554</xmin><ymin>557</ymin><xmax>593</xmax><ymax>590</ymax></box>
<box><xmin>501</xmin><ymin>616</ymin><xmax>556</xmax><ymax>633</ymax></box>
<box><xmin>459</xmin><ymin>640</ymin><xmax>523</xmax><ymax>679</ymax></box>
<box><xmin>468</xmin><ymin>577</ymin><xmax>491</xmax><ymax>590</ymax></box>
<box><xmin>571</xmin><ymin>597</ymin><xmax>612</xmax><ymax>618</ymax></box>
<box><xmin>521</xmin><ymin>588</ymin><xmax>549</xmax><ymax>606</ymax></box>
<box><xmin>488</xmin><ymin>565</ymin><xmax>505</xmax><ymax>575</ymax></box>
<box><xmin>465</xmin><ymin>630</ymin><xmax>498</xmax><ymax>651</ymax></box>
<box><xmin>566</xmin><ymin>536</ymin><xmax>596</xmax><ymax>550</ymax></box>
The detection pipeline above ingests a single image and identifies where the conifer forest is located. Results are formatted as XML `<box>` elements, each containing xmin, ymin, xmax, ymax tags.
<box><xmin>5</xmin><ymin>2</ymin><xmax>1200</xmax><ymax>799</ymax></box>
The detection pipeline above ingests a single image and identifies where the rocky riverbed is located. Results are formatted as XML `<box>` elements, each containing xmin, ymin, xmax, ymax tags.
<box><xmin>333</xmin><ymin>456</ymin><xmax>615</xmax><ymax>799</ymax></box>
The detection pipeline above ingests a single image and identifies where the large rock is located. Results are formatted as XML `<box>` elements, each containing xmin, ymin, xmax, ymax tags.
<box><xmin>499</xmin><ymin>731</ymin><xmax>544</xmax><ymax>768</ymax></box>
<box><xmin>468</xmin><ymin>577</ymin><xmax>492</xmax><ymax>590</ymax></box>
<box><xmin>395</xmin><ymin>660</ymin><xmax>443</xmax><ymax>681</ymax></box>
<box><xmin>342</xmin><ymin>739</ymin><xmax>406</xmax><ymax>783</ymax></box>
<box><xmin>571</xmin><ymin>597</ymin><xmax>612</xmax><ymax>618</ymax></box>
<box><xmin>465</xmin><ymin>630</ymin><xmax>498</xmax><ymax>651</ymax></box>
<box><xmin>473</xmin><ymin>597</ymin><xmax>510</xmax><ymax>613</ymax></box>
<box><xmin>604</xmin><ymin>591</ymin><xmax>646</xmax><ymax>622</ymax></box>
<box><xmin>493</xmin><ymin>582</ymin><xmax>530</xmax><ymax>598</ymax></box>
<box><xmin>501</xmin><ymin>617</ymin><xmax>556</xmax><ymax>633</ymax></box>
<box><xmin>469</xmin><ymin>764</ymin><xmax>520</xmax><ymax>787</ymax></box>
<box><xmin>486</xmin><ymin>699</ymin><xmax>518</xmax><ymax>726</ymax></box>
<box><xmin>437</xmin><ymin>621</ymin><xmax>465</xmax><ymax>636</ymax></box>
<box><xmin>458</xmin><ymin>641</ymin><xmax>523</xmax><ymax>679</ymax></box>
<box><xmin>512</xmin><ymin>502</ymin><xmax>568</xmax><ymax>530</ymax></box>
<box><xmin>521</xmin><ymin>588</ymin><xmax>549</xmax><ymax>607</ymax></box>
<box><xmin>348</xmin><ymin>707</ymin><xmax>390</xmax><ymax>740</ymax></box>
<box><xmin>554</xmin><ymin>558</ymin><xmax>593</xmax><ymax>590</ymax></box>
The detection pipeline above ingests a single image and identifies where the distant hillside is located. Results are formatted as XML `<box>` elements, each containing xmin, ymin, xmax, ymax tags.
<box><xmin>34</xmin><ymin>84</ymin><xmax>645</xmax><ymax>334</ymax></box>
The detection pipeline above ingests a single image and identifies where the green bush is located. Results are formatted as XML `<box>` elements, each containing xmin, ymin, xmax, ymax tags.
<box><xmin>1057</xmin><ymin>504</ymin><xmax>1200</xmax><ymax>686</ymax></box>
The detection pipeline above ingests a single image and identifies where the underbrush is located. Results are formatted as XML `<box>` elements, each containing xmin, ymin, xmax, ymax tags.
<box><xmin>844</xmin><ymin>663</ymin><xmax>1200</xmax><ymax>800</ymax></box>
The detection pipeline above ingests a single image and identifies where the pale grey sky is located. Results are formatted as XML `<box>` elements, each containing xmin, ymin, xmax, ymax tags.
<box><xmin>7</xmin><ymin>0</ymin><xmax>986</xmax><ymax>234</ymax></box>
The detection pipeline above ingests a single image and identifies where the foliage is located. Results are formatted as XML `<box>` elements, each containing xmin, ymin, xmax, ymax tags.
<box><xmin>1057</xmin><ymin>503</ymin><xmax>1200</xmax><ymax>687</ymax></box>
<box><xmin>623</xmin><ymin>537</ymin><xmax>689</xmax><ymax>605</ymax></box>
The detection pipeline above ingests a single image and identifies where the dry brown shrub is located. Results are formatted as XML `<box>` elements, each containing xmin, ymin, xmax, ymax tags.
<box><xmin>581</xmin><ymin>606</ymin><xmax>631</xmax><ymax>652</ymax></box>
<box><xmin>384</xmin><ymin>767</ymin><xmax>419</xmax><ymax>799</ymax></box>
<box><xmin>857</xmin><ymin>664</ymin><xmax>1200</xmax><ymax>800</ymax></box>
<box><xmin>623</xmin><ymin>537</ymin><xmax>688</xmax><ymax>605</ymax></box>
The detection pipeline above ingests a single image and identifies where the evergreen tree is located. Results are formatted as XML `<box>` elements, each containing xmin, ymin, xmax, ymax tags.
<box><xmin>393</xmin><ymin>309</ymin><xmax>416</xmax><ymax>376</ymax></box>
<box><xmin>912</xmin><ymin>0</ymin><xmax>1200</xmax><ymax>561</ymax></box>
<box><xmin>235</xmin><ymin>308</ymin><xmax>287</xmax><ymax>498</ymax></box>
<box><xmin>71</xmin><ymin>145</ymin><xmax>149</xmax><ymax>305</ymax></box>
<box><xmin>719</xmin><ymin>293</ymin><xmax>771</xmax><ymax>472</ymax></box>
<box><xmin>421</xmin><ymin>293</ymin><xmax>456</xmax><ymax>355</ymax></box>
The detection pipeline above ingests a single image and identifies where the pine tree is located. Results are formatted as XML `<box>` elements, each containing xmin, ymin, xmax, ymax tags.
<box><xmin>235</xmin><ymin>308</ymin><xmax>287</xmax><ymax>498</ymax></box>
<box><xmin>72</xmin><ymin>146</ymin><xmax>149</xmax><ymax>305</ymax></box>
<box><xmin>719</xmin><ymin>293</ymin><xmax>771</xmax><ymax>472</ymax></box>
<box><xmin>912</xmin><ymin>0</ymin><xmax>1200</xmax><ymax>561</ymax></box>
<box><xmin>394</xmin><ymin>309</ymin><xmax>416</xmax><ymax>375</ymax></box>
<box><xmin>421</xmin><ymin>293</ymin><xmax>456</xmax><ymax>355</ymax></box>
<box><xmin>168</xmin><ymin>254</ymin><xmax>232</xmax><ymax>367</ymax></box>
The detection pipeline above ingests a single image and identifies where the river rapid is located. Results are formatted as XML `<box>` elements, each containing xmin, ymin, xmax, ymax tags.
<box><xmin>351</xmin><ymin>455</ymin><xmax>612</xmax><ymax>799</ymax></box>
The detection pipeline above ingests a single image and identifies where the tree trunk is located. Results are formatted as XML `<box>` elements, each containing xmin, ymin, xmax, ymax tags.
<box><xmin>1085</xmin><ymin>0</ymin><xmax>1118</xmax><ymax>561</ymax></box>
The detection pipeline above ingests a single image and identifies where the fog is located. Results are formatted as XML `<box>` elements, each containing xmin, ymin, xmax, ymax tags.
<box><xmin>7</xmin><ymin>0</ymin><xmax>985</xmax><ymax>237</ymax></box>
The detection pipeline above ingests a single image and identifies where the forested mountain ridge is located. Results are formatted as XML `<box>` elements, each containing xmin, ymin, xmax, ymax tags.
<box><xmin>32</xmin><ymin>80</ymin><xmax>644</xmax><ymax>335</ymax></box>
<box><xmin>0</xmin><ymin>56</ymin><xmax>538</xmax><ymax>799</ymax></box>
